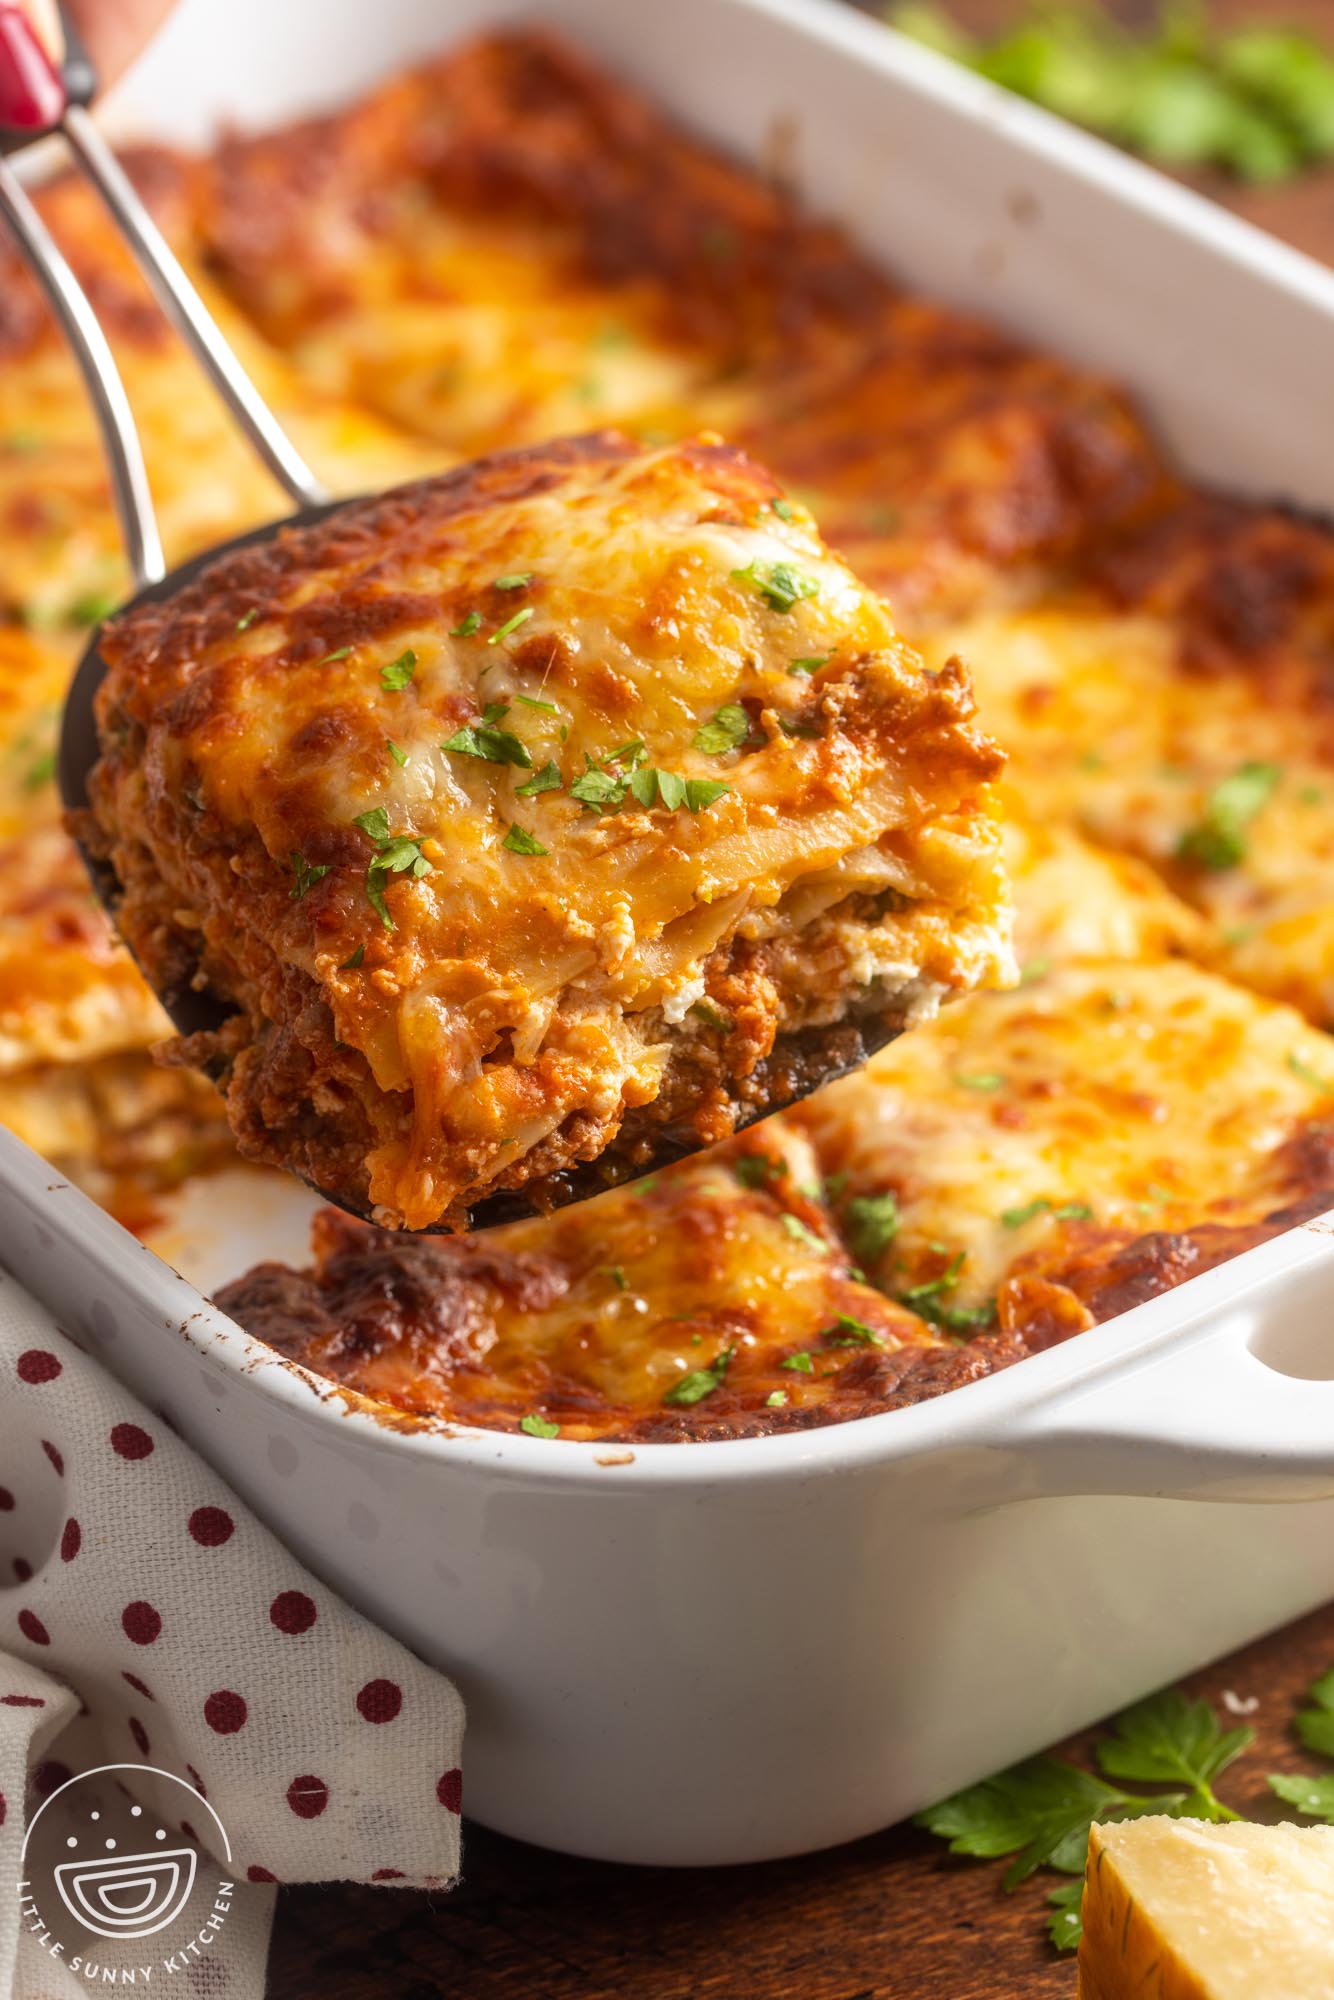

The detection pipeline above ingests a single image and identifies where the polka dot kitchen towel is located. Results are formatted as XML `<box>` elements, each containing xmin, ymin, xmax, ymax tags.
<box><xmin>0</xmin><ymin>1268</ymin><xmax>464</xmax><ymax>1998</ymax></box>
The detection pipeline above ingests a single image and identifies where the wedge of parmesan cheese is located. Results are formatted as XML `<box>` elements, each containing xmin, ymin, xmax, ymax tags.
<box><xmin>1079</xmin><ymin>1817</ymin><xmax>1334</xmax><ymax>2000</ymax></box>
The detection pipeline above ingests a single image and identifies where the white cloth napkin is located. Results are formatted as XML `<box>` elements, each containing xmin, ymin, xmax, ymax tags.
<box><xmin>0</xmin><ymin>1266</ymin><xmax>464</xmax><ymax>1998</ymax></box>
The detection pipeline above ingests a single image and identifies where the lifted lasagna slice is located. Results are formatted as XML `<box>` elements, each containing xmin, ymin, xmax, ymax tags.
<box><xmin>83</xmin><ymin>433</ymin><xmax>1011</xmax><ymax>1232</ymax></box>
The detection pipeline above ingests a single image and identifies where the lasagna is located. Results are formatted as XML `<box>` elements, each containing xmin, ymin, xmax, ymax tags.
<box><xmin>81</xmin><ymin>433</ymin><xmax>1011</xmax><ymax>1231</ymax></box>
<box><xmin>6</xmin><ymin>25</ymin><xmax>1334</xmax><ymax>1436</ymax></box>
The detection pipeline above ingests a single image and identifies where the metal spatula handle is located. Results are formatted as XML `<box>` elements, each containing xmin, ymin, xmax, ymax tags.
<box><xmin>0</xmin><ymin>0</ymin><xmax>329</xmax><ymax>591</ymax></box>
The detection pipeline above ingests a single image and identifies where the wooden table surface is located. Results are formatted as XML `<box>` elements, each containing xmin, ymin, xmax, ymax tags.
<box><xmin>268</xmin><ymin>10</ymin><xmax>1334</xmax><ymax>1994</ymax></box>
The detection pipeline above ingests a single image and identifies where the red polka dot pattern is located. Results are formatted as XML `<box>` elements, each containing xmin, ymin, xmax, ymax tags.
<box><xmin>0</xmin><ymin>1290</ymin><xmax>463</xmax><ymax>1899</ymax></box>
<box><xmin>110</xmin><ymin>1422</ymin><xmax>153</xmax><ymax>1460</ymax></box>
<box><xmin>188</xmin><ymin>1505</ymin><xmax>235</xmax><ymax>1547</ymax></box>
<box><xmin>16</xmin><ymin>1349</ymin><xmax>61</xmax><ymax>1384</ymax></box>
<box><xmin>286</xmin><ymin>1775</ymin><xmax>329</xmax><ymax>1819</ymax></box>
<box><xmin>204</xmin><ymin>1690</ymin><xmax>248</xmax><ymax>1735</ymax></box>
<box><xmin>269</xmin><ymin>1590</ymin><xmax>317</xmax><ymax>1635</ymax></box>
<box><xmin>121</xmin><ymin>1601</ymin><xmax>162</xmax><ymax>1646</ymax></box>
<box><xmin>356</xmin><ymin>1679</ymin><xmax>403</xmax><ymax>1725</ymax></box>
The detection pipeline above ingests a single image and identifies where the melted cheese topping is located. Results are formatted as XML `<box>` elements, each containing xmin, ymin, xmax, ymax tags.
<box><xmin>90</xmin><ymin>435</ymin><xmax>1009</xmax><ymax>1229</ymax></box>
<box><xmin>796</xmin><ymin>959</ymin><xmax>1334</xmax><ymax>1311</ymax></box>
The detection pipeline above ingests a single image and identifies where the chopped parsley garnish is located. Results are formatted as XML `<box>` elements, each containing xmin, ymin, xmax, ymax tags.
<box><xmin>493</xmin><ymin>572</ymin><xmax>532</xmax><ymax>591</ymax></box>
<box><xmin>1177</xmin><ymin>760</ymin><xmax>1281</xmax><ymax>870</ymax></box>
<box><xmin>956</xmin><ymin>1071</ymin><xmax>1007</xmax><ymax>1092</ymax></box>
<box><xmin>380</xmin><ymin>649</ymin><xmax>417</xmax><ymax>692</ymax></box>
<box><xmin>235</xmin><ymin>607</ymin><xmax>260</xmax><ymax>633</ymax></box>
<box><xmin>734</xmin><ymin>1154</ymin><xmax>787</xmax><ymax>1191</ymax></box>
<box><xmin>1001</xmin><ymin>1197</ymin><xmax>1094</xmax><ymax>1228</ymax></box>
<box><xmin>570</xmin><ymin>761</ymin><xmax>630</xmax><ymax>812</ymax></box>
<box><xmin>605</xmin><ymin>1266</ymin><xmax>628</xmax><ymax>1291</ymax></box>
<box><xmin>1288</xmin><ymin>1050</ymin><xmax>1334</xmax><ymax>1093</ymax></box>
<box><xmin>515</xmin><ymin>760</ymin><xmax>563</xmax><ymax>798</ymax></box>
<box><xmin>689</xmin><ymin>999</ymin><xmax>732</xmax><ymax>1032</ymax></box>
<box><xmin>766</xmin><ymin>1389</ymin><xmax>789</xmax><ymax>1407</ymax></box>
<box><xmin>22</xmin><ymin>750</ymin><xmax>55</xmax><ymax>793</ymax></box>
<box><xmin>355</xmin><ymin>809</ymin><xmax>432</xmax><ymax>928</ymax></box>
<box><xmin>70</xmin><ymin>589</ymin><xmax>118</xmax><ymax>627</ymax></box>
<box><xmin>731</xmin><ymin>559</ymin><xmax>820</xmax><ymax>613</ymax></box>
<box><xmin>788</xmin><ymin>654</ymin><xmax>831</xmax><ymax>677</ymax></box>
<box><xmin>514</xmin><ymin>692</ymin><xmax>557</xmax><ymax>712</ymax></box>
<box><xmin>386</xmin><ymin>740</ymin><xmax>408</xmax><ymax>767</ymax></box>
<box><xmin>442</xmin><ymin>703</ymin><xmax>532</xmax><ymax>768</ymax></box>
<box><xmin>769</xmin><ymin>498</ymin><xmax>796</xmax><ymax>521</ymax></box>
<box><xmin>663</xmin><ymin>1345</ymin><xmax>736</xmax><ymax>1407</ymax></box>
<box><xmin>288</xmin><ymin>852</ymin><xmax>330</xmax><ymax>900</ymax></box>
<box><xmin>631</xmin><ymin>766</ymin><xmax>688</xmax><ymax>811</ymax></box>
<box><xmin>340</xmin><ymin>944</ymin><xmax>365</xmax><ymax>970</ymax></box>
<box><xmin>780</xmin><ymin>1213</ymin><xmax>827</xmax><ymax>1254</ymax></box>
<box><xmin>451</xmin><ymin>611</ymin><xmax>482</xmax><ymax>638</ymax></box>
<box><xmin>503</xmin><ymin>823</ymin><xmax>549</xmax><ymax>856</ymax></box>
<box><xmin>822</xmin><ymin>1314</ymin><xmax>886</xmax><ymax>1348</ymax></box>
<box><xmin>780</xmin><ymin>1352</ymin><xmax>814</xmax><ymax>1374</ymax></box>
<box><xmin>684</xmin><ymin>777</ymin><xmax>730</xmax><ymax>812</ymax></box>
<box><xmin>315</xmin><ymin>646</ymin><xmax>353</xmax><ymax>667</ymax></box>
<box><xmin>519</xmin><ymin>1413</ymin><xmax>560</xmax><ymax>1439</ymax></box>
<box><xmin>488</xmin><ymin>607</ymin><xmax>535</xmax><ymax>646</ymax></box>
<box><xmin>1019</xmin><ymin>956</ymin><xmax>1052</xmax><ymax>985</ymax></box>
<box><xmin>693</xmin><ymin>703</ymin><xmax>751</xmax><ymax>755</ymax></box>
<box><xmin>842</xmin><ymin>1190</ymin><xmax>899</xmax><ymax>1263</ymax></box>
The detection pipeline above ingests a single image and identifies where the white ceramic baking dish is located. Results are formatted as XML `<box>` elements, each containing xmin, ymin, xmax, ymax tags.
<box><xmin>5</xmin><ymin>0</ymin><xmax>1334</xmax><ymax>1868</ymax></box>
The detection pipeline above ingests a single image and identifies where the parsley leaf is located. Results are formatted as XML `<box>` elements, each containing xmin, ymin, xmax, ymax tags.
<box><xmin>685</xmin><ymin>777</ymin><xmax>730</xmax><ymax>812</ymax></box>
<box><xmin>315</xmin><ymin>646</ymin><xmax>353</xmax><ymax>667</ymax></box>
<box><xmin>1095</xmin><ymin>1689</ymin><xmax>1252</xmax><ymax>1811</ymax></box>
<box><xmin>781</xmin><ymin>1213</ymin><xmax>828</xmax><ymax>1254</ymax></box>
<box><xmin>780</xmin><ymin>1351</ymin><xmax>814</xmax><ymax>1374</ymax></box>
<box><xmin>235</xmin><ymin>607</ymin><xmax>260</xmax><ymax>633</ymax></box>
<box><xmin>288</xmin><ymin>852</ymin><xmax>330</xmax><ymax>900</ymax></box>
<box><xmin>822</xmin><ymin>1314</ymin><xmax>885</xmax><ymax>1348</ymax></box>
<box><xmin>693</xmin><ymin>703</ymin><xmax>751</xmax><ymax>755</ymax></box>
<box><xmin>514</xmin><ymin>692</ymin><xmax>557</xmax><ymax>712</ymax></box>
<box><xmin>1287</xmin><ymin>1050</ymin><xmax>1334</xmax><ymax>1094</ymax></box>
<box><xmin>489</xmin><ymin>606</ymin><xmax>535</xmax><ymax>646</ymax></box>
<box><xmin>1001</xmin><ymin>1198</ymin><xmax>1095</xmax><ymax>1229</ymax></box>
<box><xmin>734</xmin><ymin>1154</ymin><xmax>787</xmax><ymax>1191</ymax></box>
<box><xmin>1269</xmin><ymin>1771</ymin><xmax>1334</xmax><ymax>1820</ymax></box>
<box><xmin>766</xmin><ymin>1388</ymin><xmax>789</xmax><ymax>1407</ymax></box>
<box><xmin>442</xmin><ymin>704</ymin><xmax>532</xmax><ymax>769</ymax></box>
<box><xmin>1295</xmin><ymin>1665</ymin><xmax>1334</xmax><ymax>1759</ymax></box>
<box><xmin>1177</xmin><ymin>760</ymin><xmax>1281</xmax><ymax>870</ymax></box>
<box><xmin>570</xmin><ymin>761</ymin><xmax>629</xmax><ymax>812</ymax></box>
<box><xmin>788</xmin><ymin>654</ymin><xmax>831</xmax><ymax>677</ymax></box>
<box><xmin>663</xmin><ymin>1345</ymin><xmax>736</xmax><ymax>1407</ymax></box>
<box><xmin>519</xmin><ymin>1413</ymin><xmax>560</xmax><ymax>1439</ymax></box>
<box><xmin>515</xmin><ymin>760</ymin><xmax>562</xmax><ymax>798</ymax></box>
<box><xmin>956</xmin><ymin>1071</ymin><xmax>1007</xmax><ymax>1092</ymax></box>
<box><xmin>386</xmin><ymin>739</ymin><xmax>408</xmax><ymax>767</ymax></box>
<box><xmin>1045</xmin><ymin>1880</ymin><xmax>1085</xmax><ymax>1953</ymax></box>
<box><xmin>503</xmin><ymin>823</ymin><xmax>548</xmax><ymax>856</ymax></box>
<box><xmin>843</xmin><ymin>1190</ymin><xmax>899</xmax><ymax>1263</ymax></box>
<box><xmin>494</xmin><ymin>572</ymin><xmax>532</xmax><ymax>591</ymax></box>
<box><xmin>380</xmin><ymin>648</ymin><xmax>417</xmax><ymax>692</ymax></box>
<box><xmin>731</xmin><ymin>559</ymin><xmax>820</xmax><ymax>613</ymax></box>
<box><xmin>340</xmin><ymin>944</ymin><xmax>365</xmax><ymax>971</ymax></box>
<box><xmin>917</xmin><ymin>1756</ymin><xmax>1134</xmax><ymax>1890</ymax></box>
<box><xmin>355</xmin><ymin>810</ymin><xmax>432</xmax><ymax>928</ymax></box>
<box><xmin>451</xmin><ymin>611</ymin><xmax>481</xmax><ymax>637</ymax></box>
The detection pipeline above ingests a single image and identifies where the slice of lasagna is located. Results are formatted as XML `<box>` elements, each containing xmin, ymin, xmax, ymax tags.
<box><xmin>81</xmin><ymin>432</ymin><xmax>1011</xmax><ymax>1231</ymax></box>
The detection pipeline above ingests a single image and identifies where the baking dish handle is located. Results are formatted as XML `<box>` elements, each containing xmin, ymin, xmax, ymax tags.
<box><xmin>996</xmin><ymin>1220</ymin><xmax>1334</xmax><ymax>1503</ymax></box>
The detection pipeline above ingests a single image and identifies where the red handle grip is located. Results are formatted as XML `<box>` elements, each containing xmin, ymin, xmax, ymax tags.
<box><xmin>0</xmin><ymin>2</ymin><xmax>67</xmax><ymax>135</ymax></box>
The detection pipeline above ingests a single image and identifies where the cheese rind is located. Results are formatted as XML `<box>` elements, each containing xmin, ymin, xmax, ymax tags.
<box><xmin>1079</xmin><ymin>1816</ymin><xmax>1334</xmax><ymax>2000</ymax></box>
